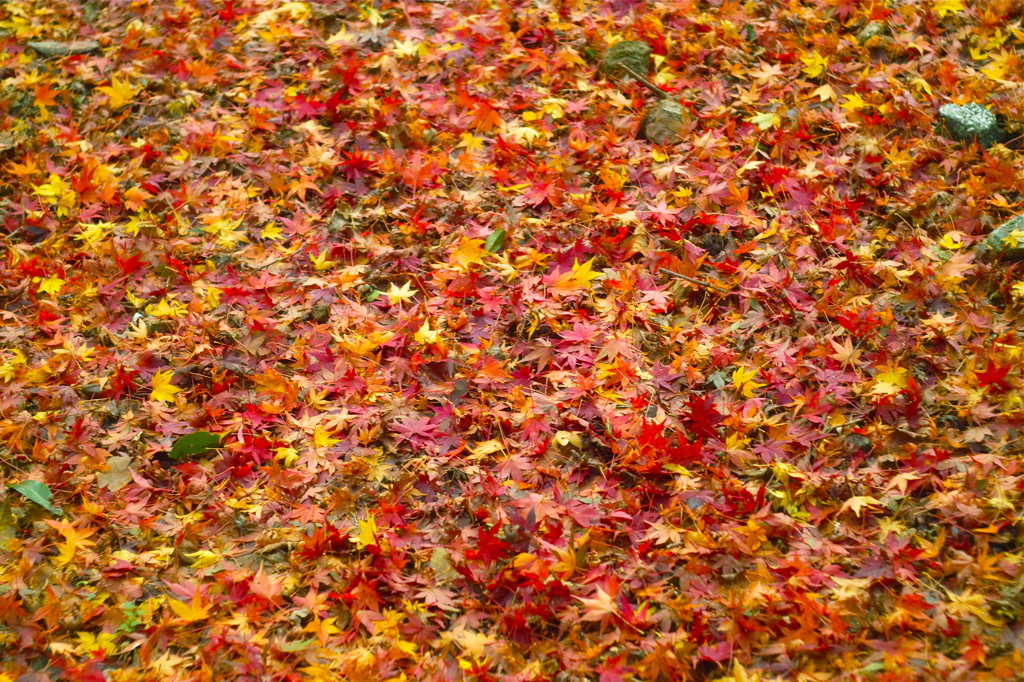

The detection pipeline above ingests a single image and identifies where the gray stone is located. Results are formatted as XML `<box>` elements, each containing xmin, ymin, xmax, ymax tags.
<box><xmin>26</xmin><ymin>40</ymin><xmax>101</xmax><ymax>57</ymax></box>
<box><xmin>600</xmin><ymin>40</ymin><xmax>651</xmax><ymax>79</ymax></box>
<box><xmin>978</xmin><ymin>215</ymin><xmax>1024</xmax><ymax>262</ymax></box>
<box><xmin>856</xmin><ymin>22</ymin><xmax>888</xmax><ymax>45</ymax></box>
<box><xmin>938</xmin><ymin>103</ymin><xmax>1005</xmax><ymax>148</ymax></box>
<box><xmin>640</xmin><ymin>99</ymin><xmax>686</xmax><ymax>145</ymax></box>
<box><xmin>843</xmin><ymin>434</ymin><xmax>872</xmax><ymax>454</ymax></box>
<box><xmin>308</xmin><ymin>304</ymin><xmax>331</xmax><ymax>324</ymax></box>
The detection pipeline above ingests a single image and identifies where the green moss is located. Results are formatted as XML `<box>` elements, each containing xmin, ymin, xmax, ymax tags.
<box><xmin>938</xmin><ymin>103</ymin><xmax>1005</xmax><ymax>148</ymax></box>
<box><xmin>600</xmin><ymin>40</ymin><xmax>651</xmax><ymax>78</ymax></box>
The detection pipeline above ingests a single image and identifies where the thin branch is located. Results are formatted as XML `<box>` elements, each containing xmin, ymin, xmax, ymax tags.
<box><xmin>659</xmin><ymin>268</ymin><xmax>732</xmax><ymax>295</ymax></box>
<box><xmin>620</xmin><ymin>65</ymin><xmax>671</xmax><ymax>100</ymax></box>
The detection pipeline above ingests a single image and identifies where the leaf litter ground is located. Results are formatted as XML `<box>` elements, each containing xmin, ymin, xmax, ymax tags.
<box><xmin>1</xmin><ymin>0</ymin><xmax>1024</xmax><ymax>680</ymax></box>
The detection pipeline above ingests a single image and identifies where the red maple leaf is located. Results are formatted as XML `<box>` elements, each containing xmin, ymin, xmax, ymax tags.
<box><xmin>976</xmin><ymin>362</ymin><xmax>1012</xmax><ymax>393</ymax></box>
<box><xmin>665</xmin><ymin>438</ymin><xmax>704</xmax><ymax>466</ymax></box>
<box><xmin>683</xmin><ymin>396</ymin><xmax>723</xmax><ymax>439</ymax></box>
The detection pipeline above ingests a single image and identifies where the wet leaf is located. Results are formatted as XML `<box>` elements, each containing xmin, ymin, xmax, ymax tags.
<box><xmin>10</xmin><ymin>481</ymin><xmax>60</xmax><ymax>515</ymax></box>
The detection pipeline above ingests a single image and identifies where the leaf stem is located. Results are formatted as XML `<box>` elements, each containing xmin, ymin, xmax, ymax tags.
<box><xmin>658</xmin><ymin>269</ymin><xmax>732</xmax><ymax>295</ymax></box>
<box><xmin>620</xmin><ymin>65</ymin><xmax>671</xmax><ymax>100</ymax></box>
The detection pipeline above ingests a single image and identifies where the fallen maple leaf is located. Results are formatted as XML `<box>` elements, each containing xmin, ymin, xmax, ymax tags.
<box><xmin>933</xmin><ymin>0</ymin><xmax>964</xmax><ymax>17</ymax></box>
<box><xmin>149</xmin><ymin>370</ymin><xmax>182</xmax><ymax>403</ymax></box>
<box><xmin>97</xmin><ymin>76</ymin><xmax>138</xmax><ymax>109</ymax></box>
<box><xmin>35</xmin><ymin>275</ymin><xmax>66</xmax><ymax>296</ymax></box>
<box><xmin>732</xmin><ymin>365</ymin><xmax>765</xmax><ymax>398</ymax></box>
<box><xmin>312</xmin><ymin>426</ymin><xmax>339</xmax><ymax>449</ymax></box>
<box><xmin>351</xmin><ymin>513</ymin><xmax>379</xmax><ymax>549</ymax></box>
<box><xmin>841</xmin><ymin>496</ymin><xmax>881</xmax><ymax>518</ymax></box>
<box><xmin>579</xmin><ymin>587</ymin><xmax>618</xmax><ymax>621</ymax></box>
<box><xmin>168</xmin><ymin>592</ymin><xmax>210</xmax><ymax>623</ymax></box>
<box><xmin>383</xmin><ymin>281</ymin><xmax>417</xmax><ymax>305</ymax></box>
<box><xmin>449</xmin><ymin>238</ymin><xmax>488</xmax><ymax>270</ymax></box>
<box><xmin>45</xmin><ymin>519</ymin><xmax>98</xmax><ymax>567</ymax></box>
<box><xmin>414</xmin><ymin>320</ymin><xmax>439</xmax><ymax>344</ymax></box>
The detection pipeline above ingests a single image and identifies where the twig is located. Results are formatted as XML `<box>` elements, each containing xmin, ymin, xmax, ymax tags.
<box><xmin>620</xmin><ymin>65</ymin><xmax>671</xmax><ymax>100</ymax></box>
<box><xmin>248</xmin><ymin>251</ymin><xmax>299</xmax><ymax>272</ymax></box>
<box><xmin>659</xmin><ymin>268</ymin><xmax>731</xmax><ymax>295</ymax></box>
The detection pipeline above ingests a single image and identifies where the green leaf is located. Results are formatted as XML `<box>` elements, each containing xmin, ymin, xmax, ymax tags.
<box><xmin>169</xmin><ymin>431</ymin><xmax>222</xmax><ymax>460</ymax></box>
<box><xmin>0</xmin><ymin>496</ymin><xmax>16</xmax><ymax>549</ymax></box>
<box><xmin>484</xmin><ymin>228</ymin><xmax>506</xmax><ymax>253</ymax></box>
<box><xmin>747</xmin><ymin>112</ymin><xmax>782</xmax><ymax>131</ymax></box>
<box><xmin>10</xmin><ymin>480</ymin><xmax>61</xmax><ymax>515</ymax></box>
<box><xmin>449</xmin><ymin>379</ymin><xmax>469</xmax><ymax>401</ymax></box>
<box><xmin>277</xmin><ymin>638</ymin><xmax>316</xmax><ymax>652</ymax></box>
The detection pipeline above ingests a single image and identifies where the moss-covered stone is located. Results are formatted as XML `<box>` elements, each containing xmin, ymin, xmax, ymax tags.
<box><xmin>26</xmin><ymin>40</ymin><xmax>101</xmax><ymax>57</ymax></box>
<box><xmin>308</xmin><ymin>304</ymin><xmax>331</xmax><ymax>324</ymax></box>
<box><xmin>938</xmin><ymin>103</ymin><xmax>1005</xmax><ymax>148</ymax></box>
<box><xmin>600</xmin><ymin>40</ymin><xmax>651</xmax><ymax>78</ymax></box>
<box><xmin>640</xmin><ymin>99</ymin><xmax>686</xmax><ymax>145</ymax></box>
<box><xmin>978</xmin><ymin>215</ymin><xmax>1024</xmax><ymax>262</ymax></box>
<box><xmin>855</xmin><ymin>22</ymin><xmax>888</xmax><ymax>45</ymax></box>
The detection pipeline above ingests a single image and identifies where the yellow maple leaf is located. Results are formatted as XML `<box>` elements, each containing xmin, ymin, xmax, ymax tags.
<box><xmin>553</xmin><ymin>431</ymin><xmax>583</xmax><ymax>448</ymax></box>
<box><xmin>145</xmin><ymin>296</ymin><xmax>188</xmax><ymax>319</ymax></box>
<box><xmin>149</xmin><ymin>370</ymin><xmax>182</xmax><ymax>403</ymax></box>
<box><xmin>1003</xmin><ymin>229</ymin><xmax>1024</xmax><ymax>249</ymax></box>
<box><xmin>841</xmin><ymin>496</ymin><xmax>881</xmax><ymax>518</ymax></box>
<box><xmin>747</xmin><ymin>111</ymin><xmax>781</xmax><ymax>130</ymax></box>
<box><xmin>45</xmin><ymin>519</ymin><xmax>98</xmax><ymax>567</ymax></box>
<box><xmin>309</xmin><ymin>250</ymin><xmax>337</xmax><ymax>271</ymax></box>
<box><xmin>811</xmin><ymin>84</ymin><xmax>836</xmax><ymax>102</ymax></box>
<box><xmin>75</xmin><ymin>631</ymin><xmax>118</xmax><ymax>657</ymax></box>
<box><xmin>35</xmin><ymin>276</ymin><xmax>66</xmax><ymax>296</ymax></box>
<box><xmin>168</xmin><ymin>592</ymin><xmax>210</xmax><ymax>623</ymax></box>
<box><xmin>840</xmin><ymin>93</ymin><xmax>868</xmax><ymax>112</ymax></box>
<box><xmin>1011</xmin><ymin>281</ymin><xmax>1024</xmax><ymax>301</ymax></box>
<box><xmin>456</xmin><ymin>629</ymin><xmax>497</xmax><ymax>656</ymax></box>
<box><xmin>938</xmin><ymin>232</ymin><xmax>965</xmax><ymax>250</ymax></box>
<box><xmin>383</xmin><ymin>281</ymin><xmax>417</xmax><ymax>305</ymax></box>
<box><xmin>313</xmin><ymin>426</ymin><xmax>340</xmax><ymax>449</ymax></box>
<box><xmin>33</xmin><ymin>173</ymin><xmax>68</xmax><ymax>200</ymax></box>
<box><xmin>303</xmin><ymin>615</ymin><xmax>342</xmax><ymax>645</ymax></box>
<box><xmin>456</xmin><ymin>132</ymin><xmax>485</xmax><ymax>152</ymax></box>
<box><xmin>831</xmin><ymin>577</ymin><xmax>871</xmax><ymax>601</ymax></box>
<box><xmin>76</xmin><ymin>221</ymin><xmax>114</xmax><ymax>248</ymax></box>
<box><xmin>980</xmin><ymin>58</ymin><xmax>1008</xmax><ymax>80</ymax></box>
<box><xmin>185</xmin><ymin>550</ymin><xmax>221</xmax><ymax>569</ymax></box>
<box><xmin>800</xmin><ymin>51</ymin><xmax>829</xmax><ymax>78</ymax></box>
<box><xmin>0</xmin><ymin>349</ymin><xmax>26</xmax><ymax>383</ymax></box>
<box><xmin>728</xmin><ymin>659</ymin><xmax>763</xmax><ymax>682</ymax></box>
<box><xmin>414</xmin><ymin>320</ymin><xmax>439</xmax><ymax>344</ymax></box>
<box><xmin>945</xmin><ymin>588</ymin><xmax>1002</xmax><ymax>626</ymax></box>
<box><xmin>97</xmin><ymin>75</ymin><xmax>138</xmax><ymax>109</ymax></box>
<box><xmin>870</xmin><ymin>365</ymin><xmax>909</xmax><ymax>395</ymax></box>
<box><xmin>392</xmin><ymin>38</ymin><xmax>423</xmax><ymax>59</ymax></box>
<box><xmin>32</xmin><ymin>173</ymin><xmax>77</xmax><ymax>217</ymax></box>
<box><xmin>911</xmin><ymin>78</ymin><xmax>933</xmax><ymax>96</ymax></box>
<box><xmin>933</xmin><ymin>0</ymin><xmax>964</xmax><ymax>17</ymax></box>
<box><xmin>261</xmin><ymin>223</ymin><xmax>283</xmax><ymax>240</ymax></box>
<box><xmin>351</xmin><ymin>513</ymin><xmax>379</xmax><ymax>549</ymax></box>
<box><xmin>201</xmin><ymin>216</ymin><xmax>246</xmax><ymax>249</ymax></box>
<box><xmin>732</xmin><ymin>365</ymin><xmax>765</xmax><ymax>398</ymax></box>
<box><xmin>339</xmin><ymin>330</ymin><xmax>394</xmax><ymax>355</ymax></box>
<box><xmin>570</xmin><ymin>258</ymin><xmax>601</xmax><ymax>288</ymax></box>
<box><xmin>275</xmin><ymin>446</ymin><xmax>299</xmax><ymax>467</ymax></box>
<box><xmin>449</xmin><ymin>238</ymin><xmax>488</xmax><ymax>270</ymax></box>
